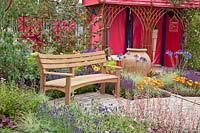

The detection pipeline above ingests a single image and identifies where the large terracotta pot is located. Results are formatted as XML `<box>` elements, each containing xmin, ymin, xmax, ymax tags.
<box><xmin>121</xmin><ymin>48</ymin><xmax>151</xmax><ymax>75</ymax></box>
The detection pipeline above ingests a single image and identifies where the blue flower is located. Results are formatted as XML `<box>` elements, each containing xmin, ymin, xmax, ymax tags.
<box><xmin>166</xmin><ymin>50</ymin><xmax>173</xmax><ymax>56</ymax></box>
<box><xmin>183</xmin><ymin>51</ymin><xmax>192</xmax><ymax>60</ymax></box>
<box><xmin>185</xmin><ymin>53</ymin><xmax>192</xmax><ymax>60</ymax></box>
<box><xmin>117</xmin><ymin>53</ymin><xmax>123</xmax><ymax>59</ymax></box>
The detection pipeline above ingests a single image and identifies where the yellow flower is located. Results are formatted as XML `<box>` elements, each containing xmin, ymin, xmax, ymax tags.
<box><xmin>136</xmin><ymin>81</ymin><xmax>144</xmax><ymax>90</ymax></box>
<box><xmin>187</xmin><ymin>80</ymin><xmax>193</xmax><ymax>86</ymax></box>
<box><xmin>172</xmin><ymin>76</ymin><xmax>179</xmax><ymax>82</ymax></box>
<box><xmin>179</xmin><ymin>77</ymin><xmax>186</xmax><ymax>84</ymax></box>
<box><xmin>153</xmin><ymin>87</ymin><xmax>157</xmax><ymax>91</ymax></box>
<box><xmin>194</xmin><ymin>81</ymin><xmax>199</xmax><ymax>85</ymax></box>
<box><xmin>72</xmin><ymin>50</ymin><xmax>80</xmax><ymax>54</ymax></box>
<box><xmin>92</xmin><ymin>65</ymin><xmax>100</xmax><ymax>72</ymax></box>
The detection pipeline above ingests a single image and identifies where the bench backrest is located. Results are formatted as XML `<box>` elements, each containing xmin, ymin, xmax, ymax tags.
<box><xmin>36</xmin><ymin>51</ymin><xmax>107</xmax><ymax>70</ymax></box>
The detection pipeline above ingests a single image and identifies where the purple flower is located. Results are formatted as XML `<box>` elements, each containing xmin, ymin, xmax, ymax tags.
<box><xmin>83</xmin><ymin>49</ymin><xmax>89</xmax><ymax>53</ymax></box>
<box><xmin>94</xmin><ymin>119</ymin><xmax>100</xmax><ymax>127</ymax></box>
<box><xmin>140</xmin><ymin>57</ymin><xmax>147</xmax><ymax>62</ymax></box>
<box><xmin>90</xmin><ymin>48</ymin><xmax>96</xmax><ymax>52</ymax></box>
<box><xmin>99</xmin><ymin>106</ymin><xmax>107</xmax><ymax>112</ymax></box>
<box><xmin>134</xmin><ymin>54</ymin><xmax>139</xmax><ymax>58</ymax></box>
<box><xmin>166</xmin><ymin>50</ymin><xmax>173</xmax><ymax>56</ymax></box>
<box><xmin>74</xmin><ymin>127</ymin><xmax>80</xmax><ymax>133</ymax></box>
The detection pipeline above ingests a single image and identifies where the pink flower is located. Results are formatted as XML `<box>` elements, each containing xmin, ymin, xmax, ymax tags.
<box><xmin>148</xmin><ymin>127</ymin><xmax>153</xmax><ymax>133</ymax></box>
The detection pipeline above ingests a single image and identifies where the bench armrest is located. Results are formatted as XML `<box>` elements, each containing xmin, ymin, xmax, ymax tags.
<box><xmin>103</xmin><ymin>65</ymin><xmax>122</xmax><ymax>70</ymax></box>
<box><xmin>44</xmin><ymin>71</ymin><xmax>74</xmax><ymax>77</ymax></box>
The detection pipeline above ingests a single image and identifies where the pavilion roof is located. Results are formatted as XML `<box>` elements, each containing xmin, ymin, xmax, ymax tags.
<box><xmin>83</xmin><ymin>0</ymin><xmax>200</xmax><ymax>8</ymax></box>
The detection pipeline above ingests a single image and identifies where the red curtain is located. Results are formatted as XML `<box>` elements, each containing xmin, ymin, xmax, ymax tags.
<box><xmin>153</xmin><ymin>17</ymin><xmax>163</xmax><ymax>64</ymax></box>
<box><xmin>132</xmin><ymin>14</ymin><xmax>142</xmax><ymax>48</ymax></box>
<box><xmin>108</xmin><ymin>10</ymin><xmax>126</xmax><ymax>54</ymax></box>
<box><xmin>164</xmin><ymin>14</ymin><xmax>182</xmax><ymax>66</ymax></box>
<box><xmin>153</xmin><ymin>14</ymin><xmax>182</xmax><ymax>66</ymax></box>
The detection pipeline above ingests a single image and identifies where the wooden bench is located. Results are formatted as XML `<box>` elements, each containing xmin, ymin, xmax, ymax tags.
<box><xmin>36</xmin><ymin>51</ymin><xmax>121</xmax><ymax>104</ymax></box>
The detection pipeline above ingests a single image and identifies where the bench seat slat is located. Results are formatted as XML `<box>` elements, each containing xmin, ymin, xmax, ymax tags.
<box><xmin>39</xmin><ymin>51</ymin><xmax>105</xmax><ymax>59</ymax></box>
<box><xmin>45</xmin><ymin>74</ymin><xmax>118</xmax><ymax>89</ymax></box>
<box><xmin>40</xmin><ymin>54</ymin><xmax>106</xmax><ymax>64</ymax></box>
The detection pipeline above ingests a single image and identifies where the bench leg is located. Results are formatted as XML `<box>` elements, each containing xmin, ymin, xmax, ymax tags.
<box><xmin>114</xmin><ymin>81</ymin><xmax>120</xmax><ymax>98</ymax></box>
<box><xmin>39</xmin><ymin>85</ymin><xmax>45</xmax><ymax>94</ymax></box>
<box><xmin>65</xmin><ymin>88</ymin><xmax>71</xmax><ymax>105</ymax></box>
<box><xmin>100</xmin><ymin>83</ymin><xmax>105</xmax><ymax>94</ymax></box>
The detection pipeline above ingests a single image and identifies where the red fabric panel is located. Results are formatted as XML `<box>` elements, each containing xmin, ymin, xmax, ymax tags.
<box><xmin>108</xmin><ymin>10</ymin><xmax>126</xmax><ymax>54</ymax></box>
<box><xmin>83</xmin><ymin>0</ymin><xmax>99</xmax><ymax>6</ymax></box>
<box><xmin>164</xmin><ymin>14</ymin><xmax>182</xmax><ymax>66</ymax></box>
<box><xmin>90</xmin><ymin>14</ymin><xmax>99</xmax><ymax>48</ymax></box>
<box><xmin>132</xmin><ymin>14</ymin><xmax>142</xmax><ymax>48</ymax></box>
<box><xmin>153</xmin><ymin>17</ymin><xmax>163</xmax><ymax>64</ymax></box>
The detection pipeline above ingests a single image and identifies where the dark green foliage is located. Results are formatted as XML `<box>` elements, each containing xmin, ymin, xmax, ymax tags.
<box><xmin>0</xmin><ymin>32</ymin><xmax>39</xmax><ymax>87</ymax></box>
<box><xmin>0</xmin><ymin>82</ymin><xmax>47</xmax><ymax>119</ymax></box>
<box><xmin>0</xmin><ymin>32</ymin><xmax>29</xmax><ymax>82</ymax></box>
<box><xmin>184</xmin><ymin>9</ymin><xmax>200</xmax><ymax>70</ymax></box>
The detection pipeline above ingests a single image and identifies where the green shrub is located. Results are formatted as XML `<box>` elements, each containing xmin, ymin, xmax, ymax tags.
<box><xmin>0</xmin><ymin>32</ymin><xmax>26</xmax><ymax>82</ymax></box>
<box><xmin>184</xmin><ymin>10</ymin><xmax>200</xmax><ymax>70</ymax></box>
<box><xmin>0</xmin><ymin>82</ymin><xmax>48</xmax><ymax>119</ymax></box>
<box><xmin>159</xmin><ymin>72</ymin><xmax>177</xmax><ymax>88</ymax></box>
<box><xmin>0</xmin><ymin>32</ymin><xmax>39</xmax><ymax>87</ymax></box>
<box><xmin>17</xmin><ymin>111</ymin><xmax>43</xmax><ymax>133</ymax></box>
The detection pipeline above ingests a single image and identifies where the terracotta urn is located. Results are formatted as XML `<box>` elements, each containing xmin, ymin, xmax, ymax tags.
<box><xmin>121</xmin><ymin>48</ymin><xmax>151</xmax><ymax>75</ymax></box>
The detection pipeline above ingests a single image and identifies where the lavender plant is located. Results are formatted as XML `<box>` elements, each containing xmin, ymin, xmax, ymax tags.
<box><xmin>18</xmin><ymin>100</ymin><xmax>147</xmax><ymax>133</ymax></box>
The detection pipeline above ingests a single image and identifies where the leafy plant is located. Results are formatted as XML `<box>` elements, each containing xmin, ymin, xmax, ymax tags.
<box><xmin>159</xmin><ymin>72</ymin><xmax>177</xmax><ymax>88</ymax></box>
<box><xmin>17</xmin><ymin>111</ymin><xmax>42</xmax><ymax>133</ymax></box>
<box><xmin>0</xmin><ymin>32</ymin><xmax>29</xmax><ymax>82</ymax></box>
<box><xmin>0</xmin><ymin>83</ymin><xmax>48</xmax><ymax>119</ymax></box>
